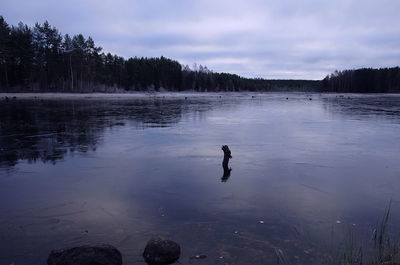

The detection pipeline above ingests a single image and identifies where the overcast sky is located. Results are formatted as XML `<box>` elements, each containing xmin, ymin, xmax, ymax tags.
<box><xmin>2</xmin><ymin>0</ymin><xmax>400</xmax><ymax>79</ymax></box>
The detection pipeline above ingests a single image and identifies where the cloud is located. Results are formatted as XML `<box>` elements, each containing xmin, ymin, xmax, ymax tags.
<box><xmin>2</xmin><ymin>0</ymin><xmax>400</xmax><ymax>79</ymax></box>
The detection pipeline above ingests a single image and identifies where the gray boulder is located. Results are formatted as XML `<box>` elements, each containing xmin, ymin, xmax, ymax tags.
<box><xmin>47</xmin><ymin>244</ymin><xmax>122</xmax><ymax>265</ymax></box>
<box><xmin>143</xmin><ymin>237</ymin><xmax>181</xmax><ymax>265</ymax></box>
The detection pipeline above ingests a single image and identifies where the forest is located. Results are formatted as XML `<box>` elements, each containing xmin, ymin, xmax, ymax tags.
<box><xmin>2</xmin><ymin>16</ymin><xmax>400</xmax><ymax>93</ymax></box>
<box><xmin>322</xmin><ymin>67</ymin><xmax>400</xmax><ymax>93</ymax></box>
<box><xmin>0</xmin><ymin>16</ymin><xmax>319</xmax><ymax>92</ymax></box>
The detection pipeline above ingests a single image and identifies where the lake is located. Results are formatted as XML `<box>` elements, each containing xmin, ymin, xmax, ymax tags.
<box><xmin>1</xmin><ymin>93</ymin><xmax>400</xmax><ymax>265</ymax></box>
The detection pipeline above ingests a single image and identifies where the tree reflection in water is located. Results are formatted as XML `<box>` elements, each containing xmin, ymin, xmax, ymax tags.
<box><xmin>0</xmin><ymin>97</ymin><xmax>215</xmax><ymax>168</ymax></box>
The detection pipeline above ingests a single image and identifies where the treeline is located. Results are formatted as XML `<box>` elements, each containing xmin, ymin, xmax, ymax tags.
<box><xmin>181</xmin><ymin>65</ymin><xmax>320</xmax><ymax>91</ymax></box>
<box><xmin>0</xmin><ymin>16</ymin><xmax>319</xmax><ymax>92</ymax></box>
<box><xmin>322</xmin><ymin>67</ymin><xmax>400</xmax><ymax>93</ymax></box>
<box><xmin>0</xmin><ymin>16</ymin><xmax>184</xmax><ymax>92</ymax></box>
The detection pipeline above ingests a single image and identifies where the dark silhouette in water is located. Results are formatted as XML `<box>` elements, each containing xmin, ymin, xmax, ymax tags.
<box><xmin>221</xmin><ymin>145</ymin><xmax>232</xmax><ymax>182</ymax></box>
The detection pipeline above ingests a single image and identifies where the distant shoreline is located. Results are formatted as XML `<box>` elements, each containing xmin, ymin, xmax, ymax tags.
<box><xmin>0</xmin><ymin>91</ymin><xmax>310</xmax><ymax>99</ymax></box>
<box><xmin>2</xmin><ymin>91</ymin><xmax>400</xmax><ymax>100</ymax></box>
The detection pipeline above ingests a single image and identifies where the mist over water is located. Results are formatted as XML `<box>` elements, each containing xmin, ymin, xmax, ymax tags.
<box><xmin>1</xmin><ymin>93</ymin><xmax>400</xmax><ymax>265</ymax></box>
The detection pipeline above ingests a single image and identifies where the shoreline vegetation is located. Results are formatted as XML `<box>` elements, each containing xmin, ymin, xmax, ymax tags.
<box><xmin>277</xmin><ymin>202</ymin><xmax>400</xmax><ymax>265</ymax></box>
<box><xmin>1</xmin><ymin>16</ymin><xmax>399</xmax><ymax>94</ymax></box>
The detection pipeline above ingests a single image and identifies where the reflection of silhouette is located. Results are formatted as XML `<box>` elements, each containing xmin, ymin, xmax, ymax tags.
<box><xmin>221</xmin><ymin>167</ymin><xmax>232</xmax><ymax>182</ymax></box>
<box><xmin>221</xmin><ymin>145</ymin><xmax>232</xmax><ymax>182</ymax></box>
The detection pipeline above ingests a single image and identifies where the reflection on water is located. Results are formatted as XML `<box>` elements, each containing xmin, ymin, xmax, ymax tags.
<box><xmin>0</xmin><ymin>98</ymin><xmax>217</xmax><ymax>168</ymax></box>
<box><xmin>322</xmin><ymin>94</ymin><xmax>400</xmax><ymax>120</ymax></box>
<box><xmin>1</xmin><ymin>93</ymin><xmax>400</xmax><ymax>265</ymax></box>
<box><xmin>221</xmin><ymin>166</ymin><xmax>232</xmax><ymax>183</ymax></box>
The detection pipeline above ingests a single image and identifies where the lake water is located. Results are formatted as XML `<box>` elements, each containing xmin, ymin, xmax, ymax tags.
<box><xmin>1</xmin><ymin>93</ymin><xmax>400</xmax><ymax>265</ymax></box>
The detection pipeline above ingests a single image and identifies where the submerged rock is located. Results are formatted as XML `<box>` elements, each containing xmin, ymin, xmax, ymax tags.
<box><xmin>143</xmin><ymin>237</ymin><xmax>181</xmax><ymax>265</ymax></box>
<box><xmin>47</xmin><ymin>244</ymin><xmax>122</xmax><ymax>265</ymax></box>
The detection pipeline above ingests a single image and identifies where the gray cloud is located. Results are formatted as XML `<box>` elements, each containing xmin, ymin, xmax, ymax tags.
<box><xmin>2</xmin><ymin>0</ymin><xmax>400</xmax><ymax>79</ymax></box>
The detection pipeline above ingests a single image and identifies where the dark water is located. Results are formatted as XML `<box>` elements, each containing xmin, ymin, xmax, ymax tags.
<box><xmin>1</xmin><ymin>93</ymin><xmax>400</xmax><ymax>265</ymax></box>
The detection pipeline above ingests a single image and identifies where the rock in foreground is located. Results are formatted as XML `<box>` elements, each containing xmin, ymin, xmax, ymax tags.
<box><xmin>143</xmin><ymin>237</ymin><xmax>181</xmax><ymax>265</ymax></box>
<box><xmin>47</xmin><ymin>244</ymin><xmax>122</xmax><ymax>265</ymax></box>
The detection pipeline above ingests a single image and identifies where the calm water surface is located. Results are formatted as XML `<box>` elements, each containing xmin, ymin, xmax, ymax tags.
<box><xmin>1</xmin><ymin>93</ymin><xmax>400</xmax><ymax>265</ymax></box>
